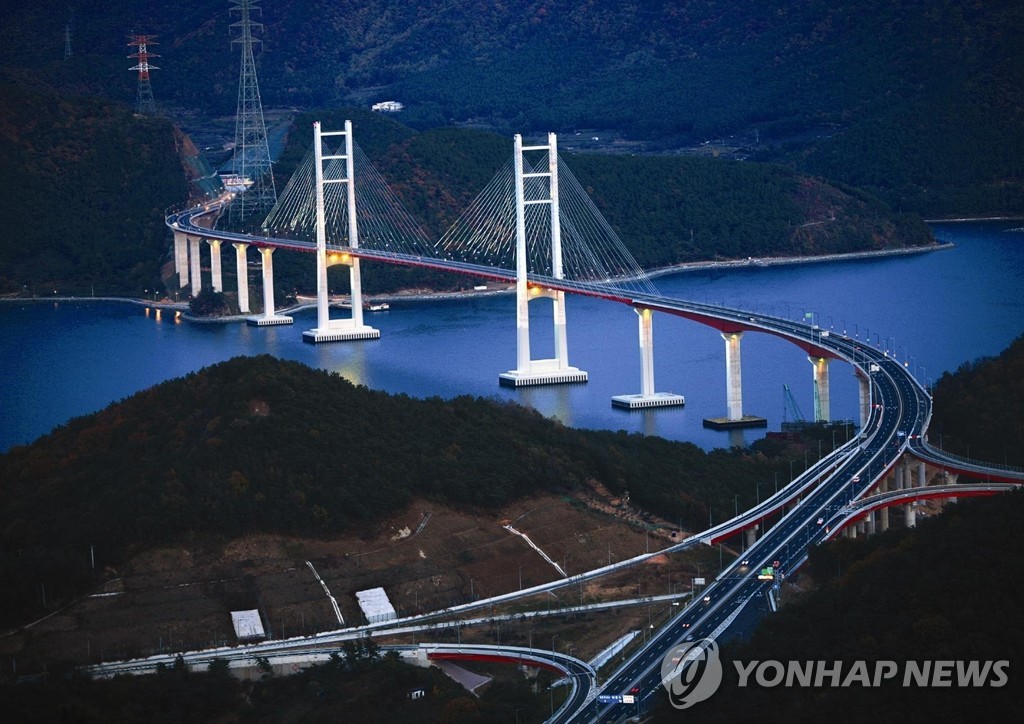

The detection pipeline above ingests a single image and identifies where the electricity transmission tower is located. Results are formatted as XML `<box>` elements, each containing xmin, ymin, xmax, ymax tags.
<box><xmin>227</xmin><ymin>0</ymin><xmax>277</xmax><ymax>225</ymax></box>
<box><xmin>64</xmin><ymin>11</ymin><xmax>73</xmax><ymax>60</ymax></box>
<box><xmin>127</xmin><ymin>34</ymin><xmax>159</xmax><ymax>115</ymax></box>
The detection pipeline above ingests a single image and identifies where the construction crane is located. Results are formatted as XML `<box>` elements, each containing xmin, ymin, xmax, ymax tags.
<box><xmin>782</xmin><ymin>384</ymin><xmax>806</xmax><ymax>431</ymax></box>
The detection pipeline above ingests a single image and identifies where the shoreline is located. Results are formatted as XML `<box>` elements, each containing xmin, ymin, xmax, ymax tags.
<box><xmin>0</xmin><ymin>242</ymin><xmax>954</xmax><ymax>320</ymax></box>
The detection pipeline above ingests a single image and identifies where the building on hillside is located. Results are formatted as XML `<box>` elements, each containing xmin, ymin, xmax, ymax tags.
<box><xmin>230</xmin><ymin>609</ymin><xmax>267</xmax><ymax>641</ymax></box>
<box><xmin>356</xmin><ymin>587</ymin><xmax>398</xmax><ymax>623</ymax></box>
<box><xmin>372</xmin><ymin>101</ymin><xmax>404</xmax><ymax>113</ymax></box>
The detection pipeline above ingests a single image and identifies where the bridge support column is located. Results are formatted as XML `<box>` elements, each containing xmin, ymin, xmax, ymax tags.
<box><xmin>724</xmin><ymin>332</ymin><xmax>743</xmax><ymax>420</ymax></box>
<box><xmin>703</xmin><ymin>332</ymin><xmax>766</xmax><ymax>430</ymax></box>
<box><xmin>500</xmin><ymin>133</ymin><xmax>586</xmax><ymax>387</ymax></box>
<box><xmin>303</xmin><ymin>120</ymin><xmax>379</xmax><ymax>343</ymax></box>
<box><xmin>208</xmin><ymin>239</ymin><xmax>223</xmax><ymax>293</ymax></box>
<box><xmin>612</xmin><ymin>307</ymin><xmax>685</xmax><ymax>409</ymax></box>
<box><xmin>745</xmin><ymin>527</ymin><xmax>757</xmax><ymax>549</ymax></box>
<box><xmin>878</xmin><ymin>476</ymin><xmax>889</xmax><ymax>531</ymax></box>
<box><xmin>173</xmin><ymin>231</ymin><xmax>189</xmax><ymax>288</ymax></box>
<box><xmin>856</xmin><ymin>369</ymin><xmax>870</xmax><ymax>430</ymax></box>
<box><xmin>809</xmin><ymin>356</ymin><xmax>831</xmax><ymax>422</ymax></box>
<box><xmin>866</xmin><ymin>511</ymin><xmax>876</xmax><ymax>536</ymax></box>
<box><xmin>248</xmin><ymin>247</ymin><xmax>292</xmax><ymax>327</ymax></box>
<box><xmin>188</xmin><ymin>235</ymin><xmax>202</xmax><ymax>295</ymax></box>
<box><xmin>847</xmin><ymin>524</ymin><xmax>858</xmax><ymax>539</ymax></box>
<box><xmin>917</xmin><ymin>462</ymin><xmax>927</xmax><ymax>488</ymax></box>
<box><xmin>905</xmin><ymin>502</ymin><xmax>916</xmax><ymax>528</ymax></box>
<box><xmin>233</xmin><ymin>243</ymin><xmax>250</xmax><ymax>314</ymax></box>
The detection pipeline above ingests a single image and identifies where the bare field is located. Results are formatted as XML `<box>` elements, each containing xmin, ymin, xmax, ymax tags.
<box><xmin>1</xmin><ymin>493</ymin><xmax>724</xmax><ymax>669</ymax></box>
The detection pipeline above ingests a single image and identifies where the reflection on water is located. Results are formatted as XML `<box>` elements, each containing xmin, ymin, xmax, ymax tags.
<box><xmin>324</xmin><ymin>341</ymin><xmax>370</xmax><ymax>389</ymax></box>
<box><xmin>518</xmin><ymin>383</ymin><xmax>575</xmax><ymax>428</ymax></box>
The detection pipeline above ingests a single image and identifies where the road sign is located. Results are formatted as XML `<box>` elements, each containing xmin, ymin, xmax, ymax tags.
<box><xmin>694</xmin><ymin>577</ymin><xmax>706</xmax><ymax>585</ymax></box>
<box><xmin>622</xmin><ymin>695</ymin><xmax>636</xmax><ymax>704</ymax></box>
<box><xmin>597</xmin><ymin>694</ymin><xmax>622</xmax><ymax>704</ymax></box>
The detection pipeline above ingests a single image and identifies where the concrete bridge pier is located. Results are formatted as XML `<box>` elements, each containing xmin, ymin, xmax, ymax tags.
<box><xmin>208</xmin><ymin>239</ymin><xmax>223</xmax><ymax>293</ymax></box>
<box><xmin>703</xmin><ymin>332</ymin><xmax>766</xmax><ymax>430</ymax></box>
<box><xmin>856</xmin><ymin>369</ymin><xmax>871</xmax><ymax>429</ymax></box>
<box><xmin>173</xmin><ymin>231</ymin><xmax>189</xmax><ymax>288</ymax></box>
<box><xmin>724</xmin><ymin>331</ymin><xmax>743</xmax><ymax>420</ymax></box>
<box><xmin>865</xmin><ymin>511</ymin><xmax>876</xmax><ymax>535</ymax></box>
<box><xmin>878</xmin><ymin>476</ymin><xmax>889</xmax><ymax>531</ymax></box>
<box><xmin>248</xmin><ymin>247</ymin><xmax>292</xmax><ymax>327</ymax></box>
<box><xmin>905</xmin><ymin>503</ymin><xmax>917</xmax><ymax>528</ymax></box>
<box><xmin>809</xmin><ymin>356</ymin><xmax>831</xmax><ymax>422</ymax></box>
<box><xmin>612</xmin><ymin>307</ymin><xmax>685</xmax><ymax>409</ymax></box>
<box><xmin>745</xmin><ymin>527</ymin><xmax>757</xmax><ymax>549</ymax></box>
<box><xmin>233</xmin><ymin>242</ymin><xmax>250</xmax><ymax>314</ymax></box>
<box><xmin>188</xmin><ymin>235</ymin><xmax>202</xmax><ymax>295</ymax></box>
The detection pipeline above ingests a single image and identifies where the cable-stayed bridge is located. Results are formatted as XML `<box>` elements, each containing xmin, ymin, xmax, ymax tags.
<box><xmin>164</xmin><ymin>122</ymin><xmax>1023</xmax><ymax>722</ymax></box>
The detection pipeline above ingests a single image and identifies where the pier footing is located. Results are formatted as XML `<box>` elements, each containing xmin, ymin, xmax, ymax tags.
<box><xmin>611</xmin><ymin>392</ymin><xmax>686</xmax><ymax>410</ymax></box>
<box><xmin>303</xmin><ymin>326</ymin><xmax>380</xmax><ymax>343</ymax></box>
<box><xmin>499</xmin><ymin>368</ymin><xmax>588</xmax><ymax>387</ymax></box>
<box><xmin>702</xmin><ymin>415</ymin><xmax>767</xmax><ymax>430</ymax></box>
<box><xmin>247</xmin><ymin>315</ymin><xmax>293</xmax><ymax>327</ymax></box>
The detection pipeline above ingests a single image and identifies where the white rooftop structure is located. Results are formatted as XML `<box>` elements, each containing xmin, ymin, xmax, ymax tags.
<box><xmin>230</xmin><ymin>609</ymin><xmax>266</xmax><ymax>640</ymax></box>
<box><xmin>356</xmin><ymin>587</ymin><xmax>398</xmax><ymax>623</ymax></box>
<box><xmin>372</xmin><ymin>100</ymin><xmax>404</xmax><ymax>112</ymax></box>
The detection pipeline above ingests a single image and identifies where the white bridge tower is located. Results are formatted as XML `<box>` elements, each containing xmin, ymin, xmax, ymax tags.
<box><xmin>499</xmin><ymin>133</ymin><xmax>587</xmax><ymax>387</ymax></box>
<box><xmin>303</xmin><ymin>120</ymin><xmax>380</xmax><ymax>343</ymax></box>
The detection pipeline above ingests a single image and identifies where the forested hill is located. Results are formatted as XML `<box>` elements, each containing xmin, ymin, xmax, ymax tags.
<box><xmin>0</xmin><ymin>354</ymin><xmax>780</xmax><ymax>625</ymax></box>
<box><xmin>0</xmin><ymin>82</ymin><xmax>186</xmax><ymax>295</ymax></box>
<box><xmin>930</xmin><ymin>334</ymin><xmax>1024</xmax><ymax>467</ymax></box>
<box><xmin>1</xmin><ymin>1</ymin><xmax>1020</xmax><ymax>216</ymax></box>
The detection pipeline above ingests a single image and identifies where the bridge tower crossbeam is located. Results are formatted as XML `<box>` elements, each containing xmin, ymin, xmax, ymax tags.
<box><xmin>499</xmin><ymin>133</ymin><xmax>587</xmax><ymax>387</ymax></box>
<box><xmin>303</xmin><ymin>120</ymin><xmax>379</xmax><ymax>343</ymax></box>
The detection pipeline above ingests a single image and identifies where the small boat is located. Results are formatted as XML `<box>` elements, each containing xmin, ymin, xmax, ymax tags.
<box><xmin>366</xmin><ymin>302</ymin><xmax>390</xmax><ymax>312</ymax></box>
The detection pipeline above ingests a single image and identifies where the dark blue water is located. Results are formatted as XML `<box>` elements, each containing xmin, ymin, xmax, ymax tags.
<box><xmin>2</xmin><ymin>221</ymin><xmax>1022</xmax><ymax>453</ymax></box>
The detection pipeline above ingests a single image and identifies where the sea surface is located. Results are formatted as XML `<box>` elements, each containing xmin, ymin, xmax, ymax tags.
<box><xmin>2</xmin><ymin>221</ymin><xmax>1022</xmax><ymax>453</ymax></box>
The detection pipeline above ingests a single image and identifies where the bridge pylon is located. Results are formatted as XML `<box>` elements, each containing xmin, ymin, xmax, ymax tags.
<box><xmin>499</xmin><ymin>133</ymin><xmax>587</xmax><ymax>387</ymax></box>
<box><xmin>303</xmin><ymin>120</ymin><xmax>380</xmax><ymax>343</ymax></box>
